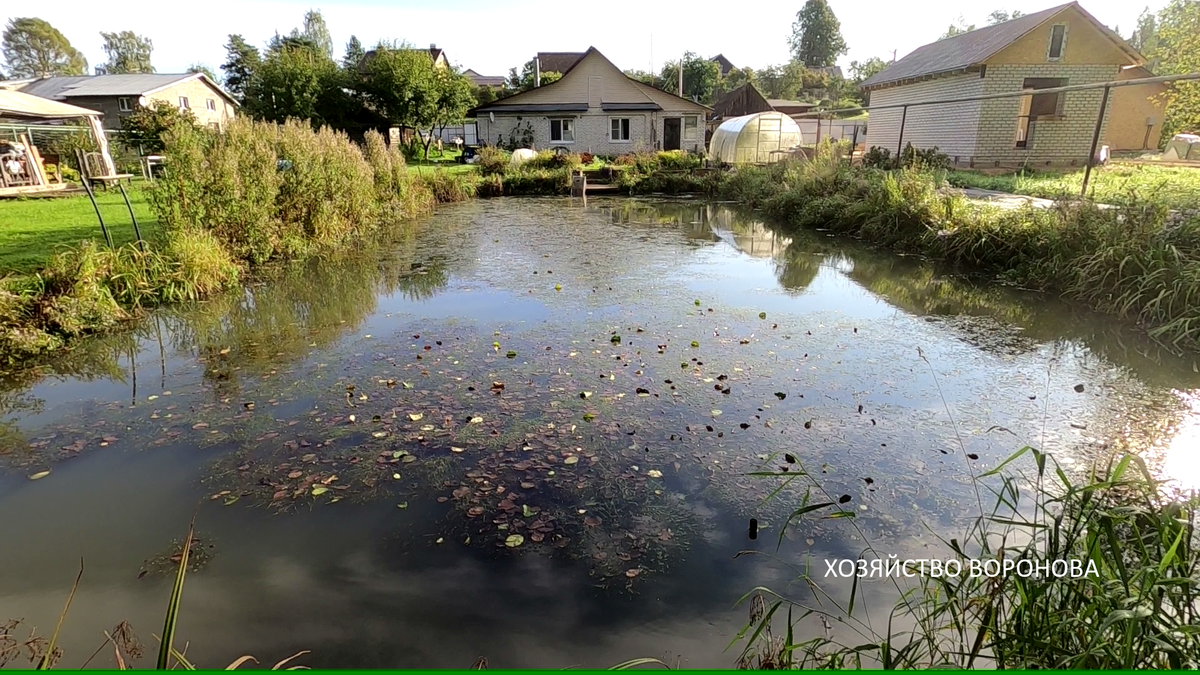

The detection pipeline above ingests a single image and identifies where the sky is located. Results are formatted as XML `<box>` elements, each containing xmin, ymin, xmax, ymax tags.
<box><xmin>2</xmin><ymin>0</ymin><xmax>1167</xmax><ymax>82</ymax></box>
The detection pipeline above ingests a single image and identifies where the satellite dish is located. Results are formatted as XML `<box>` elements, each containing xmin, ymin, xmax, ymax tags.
<box><xmin>489</xmin><ymin>112</ymin><xmax>495</xmax><ymax>123</ymax></box>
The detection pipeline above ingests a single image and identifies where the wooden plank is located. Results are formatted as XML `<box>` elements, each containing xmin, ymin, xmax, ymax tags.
<box><xmin>0</xmin><ymin>183</ymin><xmax>69</xmax><ymax>198</ymax></box>
<box><xmin>18</xmin><ymin>132</ymin><xmax>46</xmax><ymax>184</ymax></box>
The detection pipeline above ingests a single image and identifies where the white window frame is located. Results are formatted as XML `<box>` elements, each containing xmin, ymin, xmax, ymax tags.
<box><xmin>117</xmin><ymin>97</ymin><xmax>132</xmax><ymax>112</ymax></box>
<box><xmin>178</xmin><ymin>96</ymin><xmax>190</xmax><ymax>109</ymax></box>
<box><xmin>549</xmin><ymin>118</ymin><xmax>574</xmax><ymax>143</ymax></box>
<box><xmin>683</xmin><ymin>115</ymin><xmax>698</xmax><ymax>142</ymax></box>
<box><xmin>1047</xmin><ymin>23</ymin><xmax>1068</xmax><ymax>61</ymax></box>
<box><xmin>610</xmin><ymin>117</ymin><xmax>631</xmax><ymax>142</ymax></box>
<box><xmin>205</xmin><ymin>98</ymin><xmax>217</xmax><ymax>111</ymax></box>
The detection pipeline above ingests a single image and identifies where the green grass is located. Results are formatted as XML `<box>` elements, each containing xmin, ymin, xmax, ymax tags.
<box><xmin>0</xmin><ymin>188</ymin><xmax>159</xmax><ymax>274</ymax></box>
<box><xmin>948</xmin><ymin>163</ymin><xmax>1200</xmax><ymax>210</ymax></box>
<box><xmin>405</xmin><ymin>161</ymin><xmax>477</xmax><ymax>176</ymax></box>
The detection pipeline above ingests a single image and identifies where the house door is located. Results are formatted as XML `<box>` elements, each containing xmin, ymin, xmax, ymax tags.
<box><xmin>664</xmin><ymin>118</ymin><xmax>681</xmax><ymax>151</ymax></box>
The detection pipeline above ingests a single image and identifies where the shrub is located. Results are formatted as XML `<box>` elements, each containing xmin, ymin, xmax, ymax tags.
<box><xmin>579</xmin><ymin>152</ymin><xmax>594</xmax><ymax>165</ymax></box>
<box><xmin>862</xmin><ymin>143</ymin><xmax>950</xmax><ymax>171</ymax></box>
<box><xmin>656</xmin><ymin>150</ymin><xmax>702</xmax><ymax>171</ymax></box>
<box><xmin>477</xmin><ymin>146</ymin><xmax>509</xmax><ymax>176</ymax></box>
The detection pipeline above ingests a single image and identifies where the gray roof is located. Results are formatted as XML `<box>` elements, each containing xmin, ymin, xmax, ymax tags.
<box><xmin>463</xmin><ymin>69</ymin><xmax>506</xmax><ymax>87</ymax></box>
<box><xmin>16</xmin><ymin>76</ymin><xmax>91</xmax><ymax>100</ymax></box>
<box><xmin>861</xmin><ymin>2</ymin><xmax>1077</xmax><ymax>90</ymax></box>
<box><xmin>15</xmin><ymin>73</ymin><xmax>221</xmax><ymax>99</ymax></box>
<box><xmin>536</xmin><ymin>52</ymin><xmax>585</xmax><ymax>73</ymax></box>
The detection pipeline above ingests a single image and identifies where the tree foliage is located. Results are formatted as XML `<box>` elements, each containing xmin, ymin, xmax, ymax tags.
<box><xmin>221</xmin><ymin>34</ymin><xmax>261</xmax><ymax>104</ymax></box>
<box><xmin>940</xmin><ymin>16</ymin><xmax>976</xmax><ymax>40</ymax></box>
<box><xmin>721</xmin><ymin>66</ymin><xmax>757</xmax><ymax>92</ymax></box>
<box><xmin>987</xmin><ymin>9</ymin><xmax>1024</xmax><ymax>25</ymax></box>
<box><xmin>120</xmin><ymin>99</ymin><xmax>197</xmax><ymax>153</ymax></box>
<box><xmin>658</xmin><ymin>52</ymin><xmax>721</xmax><ymax>103</ymax></box>
<box><xmin>1128</xmin><ymin>6</ymin><xmax>1159</xmax><ymax>55</ymax></box>
<box><xmin>849</xmin><ymin>57</ymin><xmax>888</xmax><ymax>84</ymax></box>
<box><xmin>300</xmin><ymin>9</ymin><xmax>334</xmax><ymax>59</ymax></box>
<box><xmin>623</xmin><ymin>69</ymin><xmax>656</xmax><ymax>86</ymax></box>
<box><xmin>99</xmin><ymin>31</ymin><xmax>154</xmax><ymax>74</ymax></box>
<box><xmin>755</xmin><ymin>61</ymin><xmax>828</xmax><ymax>100</ymax></box>
<box><xmin>342</xmin><ymin>35</ymin><xmax>365</xmax><ymax>70</ymax></box>
<box><xmin>1150</xmin><ymin>0</ymin><xmax>1200</xmax><ymax>139</ymax></box>
<box><xmin>187</xmin><ymin>62</ymin><xmax>218</xmax><ymax>81</ymax></box>
<box><xmin>1</xmin><ymin>17</ymin><xmax>87</xmax><ymax>77</ymax></box>
<box><xmin>244</xmin><ymin>41</ymin><xmax>341</xmax><ymax>125</ymax></box>
<box><xmin>506</xmin><ymin>59</ymin><xmax>562</xmax><ymax>91</ymax></box>
<box><xmin>788</xmin><ymin>0</ymin><xmax>847</xmax><ymax>68</ymax></box>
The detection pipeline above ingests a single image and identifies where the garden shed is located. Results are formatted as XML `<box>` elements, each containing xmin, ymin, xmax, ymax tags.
<box><xmin>708</xmin><ymin>112</ymin><xmax>803</xmax><ymax>165</ymax></box>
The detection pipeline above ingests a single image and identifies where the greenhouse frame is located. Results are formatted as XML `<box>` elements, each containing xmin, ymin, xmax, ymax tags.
<box><xmin>708</xmin><ymin>112</ymin><xmax>803</xmax><ymax>165</ymax></box>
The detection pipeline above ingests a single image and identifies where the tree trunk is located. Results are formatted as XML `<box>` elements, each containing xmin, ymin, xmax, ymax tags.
<box><xmin>423</xmin><ymin>126</ymin><xmax>436</xmax><ymax>160</ymax></box>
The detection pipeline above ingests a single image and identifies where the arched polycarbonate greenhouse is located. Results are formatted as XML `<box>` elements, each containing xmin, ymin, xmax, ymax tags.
<box><xmin>708</xmin><ymin>112</ymin><xmax>803</xmax><ymax>165</ymax></box>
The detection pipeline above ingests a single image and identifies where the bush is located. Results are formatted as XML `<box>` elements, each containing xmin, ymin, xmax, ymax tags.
<box><xmin>579</xmin><ymin>152</ymin><xmax>594</xmax><ymax>165</ymax></box>
<box><xmin>477</xmin><ymin>146</ymin><xmax>509</xmax><ymax>176</ymax></box>
<box><xmin>862</xmin><ymin>143</ymin><xmax>951</xmax><ymax>171</ymax></box>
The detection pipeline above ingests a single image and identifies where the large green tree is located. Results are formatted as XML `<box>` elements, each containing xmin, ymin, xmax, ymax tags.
<box><xmin>1128</xmin><ymin>6</ymin><xmax>1158</xmax><ymax>55</ymax></box>
<box><xmin>244</xmin><ymin>41</ymin><xmax>340</xmax><ymax>125</ymax></box>
<box><xmin>1</xmin><ymin>17</ymin><xmax>87</xmax><ymax>77</ymax></box>
<box><xmin>99</xmin><ymin>31</ymin><xmax>154</xmax><ymax>74</ymax></box>
<box><xmin>720</xmin><ymin>66</ymin><xmax>757</xmax><ymax>92</ymax></box>
<box><xmin>420</xmin><ymin>67</ymin><xmax>475</xmax><ymax>158</ymax></box>
<box><xmin>788</xmin><ymin>0</ymin><xmax>847</xmax><ymax>68</ymax></box>
<box><xmin>755</xmin><ymin>61</ymin><xmax>828</xmax><ymax>100</ymax></box>
<box><xmin>658</xmin><ymin>52</ymin><xmax>721</xmax><ymax>103</ymax></box>
<box><xmin>187</xmin><ymin>62</ymin><xmax>218</xmax><ymax>81</ymax></box>
<box><xmin>299</xmin><ymin>9</ymin><xmax>333</xmax><ymax>59</ymax></box>
<box><xmin>1150</xmin><ymin>0</ymin><xmax>1200</xmax><ymax>140</ymax></box>
<box><xmin>360</xmin><ymin>44</ymin><xmax>439</xmax><ymax>131</ymax></box>
<box><xmin>221</xmin><ymin>34</ymin><xmax>261</xmax><ymax>104</ymax></box>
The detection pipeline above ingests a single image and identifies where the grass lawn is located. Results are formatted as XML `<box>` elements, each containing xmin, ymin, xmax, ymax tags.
<box><xmin>0</xmin><ymin>187</ymin><xmax>159</xmax><ymax>274</ymax></box>
<box><xmin>405</xmin><ymin>161</ymin><xmax>478</xmax><ymax>176</ymax></box>
<box><xmin>947</xmin><ymin>163</ymin><xmax>1200</xmax><ymax>210</ymax></box>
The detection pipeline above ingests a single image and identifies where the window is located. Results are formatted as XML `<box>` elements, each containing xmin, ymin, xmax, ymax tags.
<box><xmin>117</xmin><ymin>97</ymin><xmax>132</xmax><ymax>112</ymax></box>
<box><xmin>610</xmin><ymin>118</ymin><xmax>631</xmax><ymax>142</ymax></box>
<box><xmin>1025</xmin><ymin>78</ymin><xmax>1067</xmax><ymax>117</ymax></box>
<box><xmin>206</xmin><ymin>98</ymin><xmax>216</xmax><ymax>111</ymax></box>
<box><xmin>178</xmin><ymin>96</ymin><xmax>190</xmax><ymax>109</ymax></box>
<box><xmin>550</xmin><ymin>118</ymin><xmax>574</xmax><ymax>143</ymax></box>
<box><xmin>1047</xmin><ymin>24</ymin><xmax>1067</xmax><ymax>60</ymax></box>
<box><xmin>683</xmin><ymin>116</ymin><xmax>698</xmax><ymax>142</ymax></box>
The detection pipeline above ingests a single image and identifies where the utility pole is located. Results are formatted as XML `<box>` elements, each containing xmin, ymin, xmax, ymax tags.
<box><xmin>678</xmin><ymin>54</ymin><xmax>684</xmax><ymax>97</ymax></box>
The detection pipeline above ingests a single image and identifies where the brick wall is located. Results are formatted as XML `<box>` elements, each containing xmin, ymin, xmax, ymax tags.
<box><xmin>976</xmin><ymin>63</ymin><xmax>1119</xmax><ymax>165</ymax></box>
<box><xmin>864</xmin><ymin>72</ymin><xmax>985</xmax><ymax>163</ymax></box>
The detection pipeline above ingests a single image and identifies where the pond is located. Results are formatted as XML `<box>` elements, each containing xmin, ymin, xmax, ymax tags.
<box><xmin>2</xmin><ymin>197</ymin><xmax>1198</xmax><ymax>669</ymax></box>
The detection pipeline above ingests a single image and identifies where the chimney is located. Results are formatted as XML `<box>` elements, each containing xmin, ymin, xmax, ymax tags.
<box><xmin>430</xmin><ymin>43</ymin><xmax>437</xmax><ymax>50</ymax></box>
<box><xmin>535</xmin><ymin>55</ymin><xmax>541</xmax><ymax>88</ymax></box>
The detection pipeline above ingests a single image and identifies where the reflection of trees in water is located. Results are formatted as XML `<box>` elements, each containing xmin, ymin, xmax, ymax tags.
<box><xmin>394</xmin><ymin>255</ymin><xmax>450</xmax><ymax>301</ymax></box>
<box><xmin>596</xmin><ymin>199</ymin><xmax>714</xmax><ymax>242</ymax></box>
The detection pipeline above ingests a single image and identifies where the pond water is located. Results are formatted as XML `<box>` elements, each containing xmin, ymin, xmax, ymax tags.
<box><xmin>2</xmin><ymin>197</ymin><xmax>1198</xmax><ymax>669</ymax></box>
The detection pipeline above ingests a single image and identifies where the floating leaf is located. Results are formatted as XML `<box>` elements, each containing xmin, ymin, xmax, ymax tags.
<box><xmin>625</xmin><ymin>568</ymin><xmax>642</xmax><ymax>578</ymax></box>
<box><xmin>759</xmin><ymin>312</ymin><xmax>767</xmax><ymax>319</ymax></box>
<box><xmin>223</xmin><ymin>495</ymin><xmax>239</xmax><ymax>506</ymax></box>
<box><xmin>580</xmin><ymin>391</ymin><xmax>593</xmax><ymax>399</ymax></box>
<box><xmin>392</xmin><ymin>473</ymin><xmax>402</xmax><ymax>479</ymax></box>
<box><xmin>408</xmin><ymin>413</ymin><xmax>424</xmax><ymax>421</ymax></box>
<box><xmin>469</xmin><ymin>416</ymin><xmax>484</xmax><ymax>424</ymax></box>
<box><xmin>610</xmin><ymin>334</ymin><xmax>621</xmax><ymax>344</ymax></box>
<box><xmin>774</xmin><ymin>392</ymin><xmax>787</xmax><ymax>400</ymax></box>
<box><xmin>711</xmin><ymin>410</ymin><xmax>722</xmax><ymax>416</ymax></box>
<box><xmin>564</xmin><ymin>455</ymin><xmax>580</xmax><ymax>465</ymax></box>
<box><xmin>647</xmin><ymin>469</ymin><xmax>663</xmax><ymax>478</ymax></box>
<box><xmin>522</xmin><ymin>504</ymin><xmax>535</xmax><ymax>517</ymax></box>
<box><xmin>311</xmin><ymin>486</ymin><xmax>329</xmax><ymax>496</ymax></box>
<box><xmin>1073</xmin><ymin>384</ymin><xmax>1085</xmax><ymax>393</ymax></box>
<box><xmin>506</xmin><ymin>350</ymin><xmax>517</xmax><ymax>359</ymax></box>
<box><xmin>694</xmin><ymin>299</ymin><xmax>701</xmax><ymax>306</ymax></box>
<box><xmin>505</xmin><ymin>534</ymin><xmax>525</xmax><ymax>547</ymax></box>
<box><xmin>402</xmin><ymin>455</ymin><xmax>417</xmax><ymax>463</ymax></box>
<box><xmin>28</xmin><ymin>470</ymin><xmax>51</xmax><ymax>481</ymax></box>
<box><xmin>555</xmin><ymin>284</ymin><xmax>562</xmax><ymax>291</ymax></box>
<box><xmin>372</xmin><ymin>431</ymin><xmax>388</xmax><ymax>438</ymax></box>
<box><xmin>582</xmin><ymin>413</ymin><xmax>595</xmax><ymax>421</ymax></box>
<box><xmin>287</xmin><ymin>470</ymin><xmax>303</xmax><ymax>479</ymax></box>
<box><xmin>397</xmin><ymin>502</ymin><xmax>408</xmax><ymax>509</ymax></box>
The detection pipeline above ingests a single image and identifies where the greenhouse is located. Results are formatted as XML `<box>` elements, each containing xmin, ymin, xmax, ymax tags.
<box><xmin>708</xmin><ymin>112</ymin><xmax>803</xmax><ymax>165</ymax></box>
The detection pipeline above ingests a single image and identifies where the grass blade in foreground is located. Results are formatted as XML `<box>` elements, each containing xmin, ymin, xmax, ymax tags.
<box><xmin>157</xmin><ymin>516</ymin><xmax>195</xmax><ymax>669</ymax></box>
<box><xmin>35</xmin><ymin>559</ymin><xmax>83</xmax><ymax>670</ymax></box>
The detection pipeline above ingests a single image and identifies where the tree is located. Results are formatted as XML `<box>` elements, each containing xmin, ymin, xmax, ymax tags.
<box><xmin>849</xmin><ymin>57</ymin><xmax>888</xmax><ymax>84</ymax></box>
<box><xmin>420</xmin><ymin>68</ymin><xmax>475</xmax><ymax>159</ymax></box>
<box><xmin>940</xmin><ymin>16</ymin><xmax>976</xmax><ymax>40</ymax></box>
<box><xmin>299</xmin><ymin>9</ymin><xmax>333</xmax><ymax>59</ymax></box>
<box><xmin>342</xmin><ymin>35</ymin><xmax>365</xmax><ymax>70</ymax></box>
<box><xmin>1129</xmin><ymin>7</ymin><xmax>1158</xmax><ymax>55</ymax></box>
<box><xmin>99</xmin><ymin>31</ymin><xmax>154</xmax><ymax>74</ymax></box>
<box><xmin>721</xmin><ymin>66</ymin><xmax>756</xmax><ymax>92</ymax></box>
<box><xmin>987</xmin><ymin>9</ymin><xmax>1024</xmax><ymax>24</ymax></box>
<box><xmin>506</xmin><ymin>58</ymin><xmax>562</xmax><ymax>91</ymax></box>
<box><xmin>1</xmin><ymin>17</ymin><xmax>87</xmax><ymax>77</ymax></box>
<box><xmin>221</xmin><ymin>35</ymin><xmax>261</xmax><ymax>104</ymax></box>
<box><xmin>360</xmin><ymin>44</ymin><xmax>439</xmax><ymax>131</ymax></box>
<box><xmin>244</xmin><ymin>41</ymin><xmax>339</xmax><ymax>125</ymax></box>
<box><xmin>120</xmin><ymin>99</ymin><xmax>198</xmax><ymax>153</ymax></box>
<box><xmin>658</xmin><ymin>52</ymin><xmax>721</xmax><ymax>103</ymax></box>
<box><xmin>754</xmin><ymin>61</ymin><xmax>826</xmax><ymax>100</ymax></box>
<box><xmin>788</xmin><ymin>0</ymin><xmax>848</xmax><ymax>68</ymax></box>
<box><xmin>473</xmin><ymin>84</ymin><xmax>498</xmax><ymax>106</ymax></box>
<box><xmin>1150</xmin><ymin>0</ymin><xmax>1200</xmax><ymax>140</ymax></box>
<box><xmin>623</xmin><ymin>69</ymin><xmax>656</xmax><ymax>86</ymax></box>
<box><xmin>187</xmin><ymin>62</ymin><xmax>217</xmax><ymax>81</ymax></box>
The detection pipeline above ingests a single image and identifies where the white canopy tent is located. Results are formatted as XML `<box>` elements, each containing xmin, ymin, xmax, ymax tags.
<box><xmin>0</xmin><ymin>88</ymin><xmax>117</xmax><ymax>176</ymax></box>
<box><xmin>708</xmin><ymin>112</ymin><xmax>803</xmax><ymax>165</ymax></box>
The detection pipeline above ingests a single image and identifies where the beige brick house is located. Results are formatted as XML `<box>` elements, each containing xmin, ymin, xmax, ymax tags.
<box><xmin>468</xmin><ymin>47</ymin><xmax>710</xmax><ymax>155</ymax></box>
<box><xmin>10</xmin><ymin>73</ymin><xmax>237</xmax><ymax>132</ymax></box>
<box><xmin>860</xmin><ymin>2</ymin><xmax>1164</xmax><ymax>166</ymax></box>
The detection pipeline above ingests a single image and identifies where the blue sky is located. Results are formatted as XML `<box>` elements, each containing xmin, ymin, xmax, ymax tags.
<box><xmin>3</xmin><ymin>0</ymin><xmax>1166</xmax><ymax>81</ymax></box>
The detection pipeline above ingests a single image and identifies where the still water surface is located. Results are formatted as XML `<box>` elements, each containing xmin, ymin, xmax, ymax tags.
<box><xmin>1</xmin><ymin>198</ymin><xmax>1197</xmax><ymax>668</ymax></box>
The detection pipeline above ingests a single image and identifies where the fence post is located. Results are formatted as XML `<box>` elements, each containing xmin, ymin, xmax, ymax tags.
<box><xmin>1080</xmin><ymin>83</ymin><xmax>1111</xmax><ymax>199</ymax></box>
<box><xmin>896</xmin><ymin>105</ymin><xmax>909</xmax><ymax>158</ymax></box>
<box><xmin>850</xmin><ymin>123</ymin><xmax>859</xmax><ymax>165</ymax></box>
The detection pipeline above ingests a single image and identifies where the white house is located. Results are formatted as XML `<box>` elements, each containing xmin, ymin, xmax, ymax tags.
<box><xmin>468</xmin><ymin>47</ymin><xmax>710</xmax><ymax>155</ymax></box>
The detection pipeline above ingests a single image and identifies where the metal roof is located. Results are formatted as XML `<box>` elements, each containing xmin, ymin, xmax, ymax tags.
<box><xmin>861</xmin><ymin>3</ymin><xmax>1088</xmax><ymax>90</ymax></box>
<box><xmin>13</xmin><ymin>73</ymin><xmax>238</xmax><ymax>103</ymax></box>
<box><xmin>536</xmin><ymin>52</ymin><xmax>585</xmax><ymax>73</ymax></box>
<box><xmin>15</xmin><ymin>76</ymin><xmax>91</xmax><ymax>100</ymax></box>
